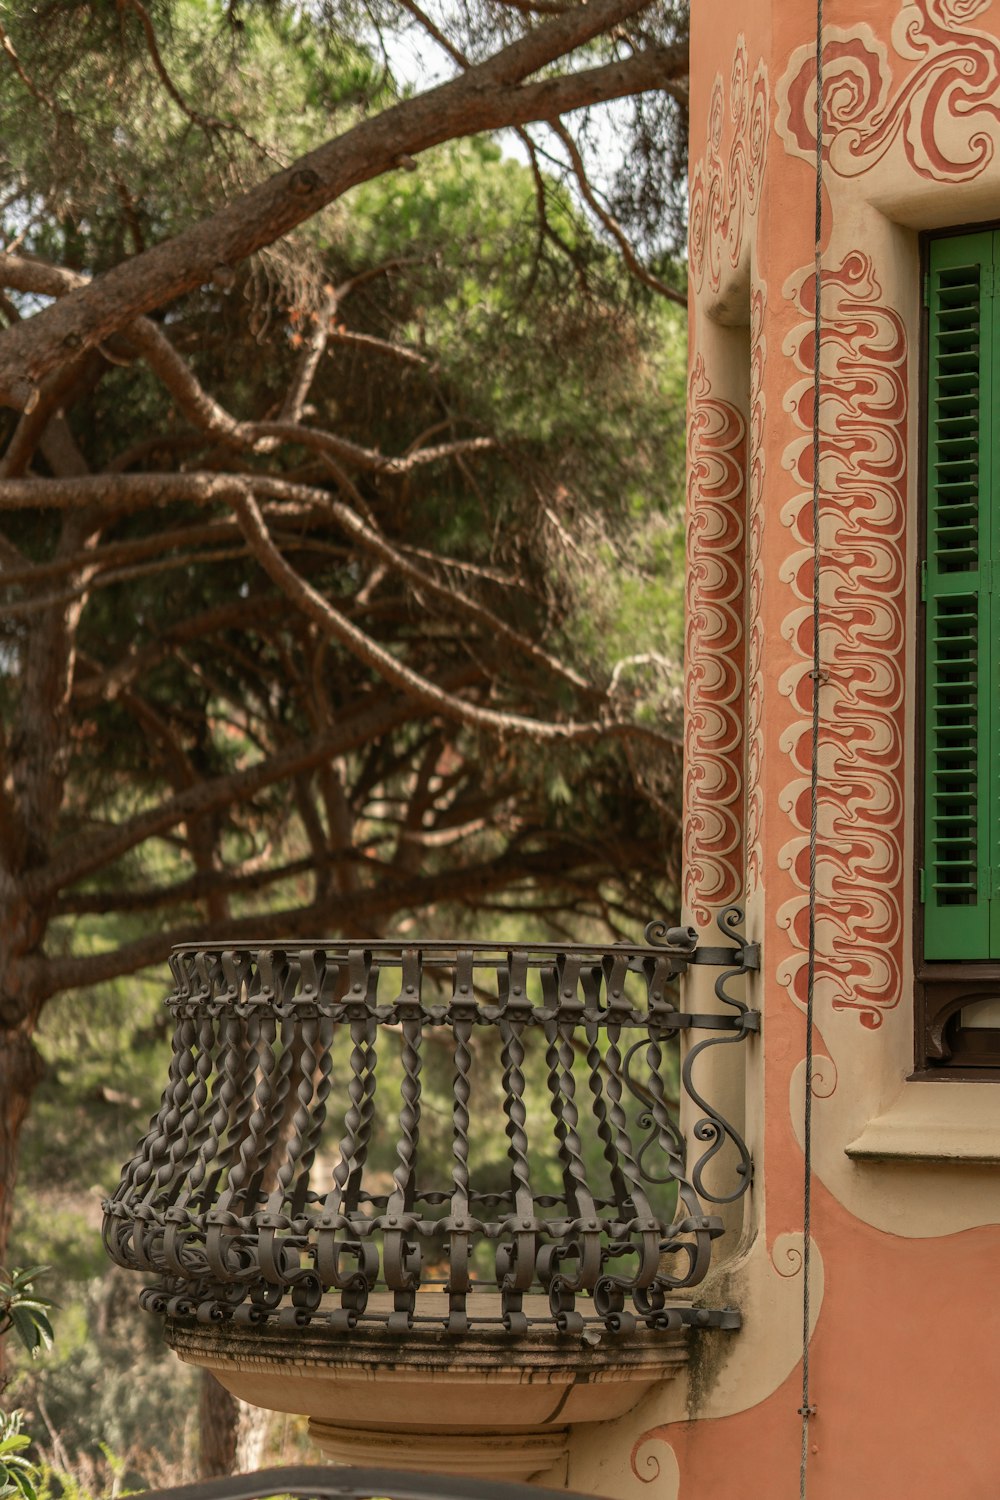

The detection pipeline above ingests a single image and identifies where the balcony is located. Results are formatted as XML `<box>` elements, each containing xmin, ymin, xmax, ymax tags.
<box><xmin>103</xmin><ymin>912</ymin><xmax>758</xmax><ymax>1482</ymax></box>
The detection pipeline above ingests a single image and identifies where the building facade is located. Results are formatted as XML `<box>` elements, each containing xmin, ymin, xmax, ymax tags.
<box><xmin>561</xmin><ymin>2</ymin><xmax>1000</xmax><ymax>1495</ymax></box>
<box><xmin>103</xmin><ymin>5</ymin><xmax>1000</xmax><ymax>1495</ymax></box>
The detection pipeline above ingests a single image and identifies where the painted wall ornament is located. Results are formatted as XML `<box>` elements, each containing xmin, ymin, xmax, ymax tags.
<box><xmin>744</xmin><ymin>283</ymin><xmax>767</xmax><ymax>901</ymax></box>
<box><xmin>629</xmin><ymin>1431</ymin><xmax>680</xmax><ymax>1488</ymax></box>
<box><xmin>776</xmin><ymin>252</ymin><xmax>906</xmax><ymax>1029</ymax></box>
<box><xmin>684</xmin><ymin>357</ymin><xmax>746</xmax><ymax>931</ymax></box>
<box><xmin>685</xmin><ymin>39</ymin><xmax>769</xmax><ymax>927</ymax></box>
<box><xmin>690</xmin><ymin>35</ymin><xmax>769</xmax><ymax>293</ymax></box>
<box><xmin>776</xmin><ymin>0</ymin><xmax>1000</xmax><ymax>182</ymax></box>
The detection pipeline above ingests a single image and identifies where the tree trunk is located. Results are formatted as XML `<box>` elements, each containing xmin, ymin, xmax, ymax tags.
<box><xmin>198</xmin><ymin>1371</ymin><xmax>239</xmax><ymax>1477</ymax></box>
<box><xmin>235</xmin><ymin>1402</ymin><xmax>272</xmax><ymax>1473</ymax></box>
<box><xmin>0</xmin><ymin>506</ymin><xmax>103</xmax><ymax>1376</ymax></box>
<box><xmin>0</xmin><ymin>1016</ymin><xmax>46</xmax><ymax>1383</ymax></box>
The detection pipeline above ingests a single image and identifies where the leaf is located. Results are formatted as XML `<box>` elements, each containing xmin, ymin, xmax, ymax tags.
<box><xmin>7</xmin><ymin>1307</ymin><xmax>39</xmax><ymax>1354</ymax></box>
<box><xmin>29</xmin><ymin>1311</ymin><xmax>53</xmax><ymax>1348</ymax></box>
<box><xmin>8</xmin><ymin>1473</ymin><xmax>36</xmax><ymax>1500</ymax></box>
<box><xmin>8</xmin><ymin>1268</ymin><xmax>49</xmax><ymax>1291</ymax></box>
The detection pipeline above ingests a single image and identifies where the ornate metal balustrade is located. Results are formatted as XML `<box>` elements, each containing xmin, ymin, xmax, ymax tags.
<box><xmin>103</xmin><ymin>910</ymin><xmax>759</xmax><ymax>1339</ymax></box>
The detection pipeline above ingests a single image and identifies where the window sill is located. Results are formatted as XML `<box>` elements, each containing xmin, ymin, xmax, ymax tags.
<box><xmin>845</xmin><ymin>1081</ymin><xmax>1000</xmax><ymax>1165</ymax></box>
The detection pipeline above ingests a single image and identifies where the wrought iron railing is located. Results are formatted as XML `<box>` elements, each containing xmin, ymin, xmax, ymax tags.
<box><xmin>103</xmin><ymin>909</ymin><xmax>759</xmax><ymax>1337</ymax></box>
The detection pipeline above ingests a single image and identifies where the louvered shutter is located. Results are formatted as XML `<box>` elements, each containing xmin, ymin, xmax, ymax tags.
<box><xmin>923</xmin><ymin>231</ymin><xmax>997</xmax><ymax>958</ymax></box>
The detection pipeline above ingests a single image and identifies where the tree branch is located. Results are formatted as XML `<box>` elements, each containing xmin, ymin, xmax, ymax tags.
<box><xmin>72</xmin><ymin>595</ymin><xmax>290</xmax><ymax>705</ymax></box>
<box><xmin>119</xmin><ymin>0</ymin><xmax>274</xmax><ymax>158</ymax></box>
<box><xmin>231</xmin><ymin>485</ymin><xmax>658</xmax><ymax>746</ymax></box>
<box><xmin>24</xmin><ymin>688</ymin><xmax>422</xmax><ymax>902</ymax></box>
<box><xmin>302</xmin><ymin>471</ymin><xmax>594</xmax><ymax>695</ymax></box>
<box><xmin>0</xmin><ymin>470</ymin><xmax>678</xmax><ymax>746</ymax></box>
<box><xmin>0</xmin><ymin>349</ymin><xmax>97</xmax><ymax>478</ymax></box>
<box><xmin>0</xmin><ymin>471</ymin><xmax>245</xmax><ymax>513</ymax></box>
<box><xmin>0</xmin><ymin>262</ymin><xmax>491</xmax><ymax>473</ymax></box>
<box><xmin>328</xmin><ymin>327</ymin><xmax>428</xmax><ymax>368</ymax></box>
<box><xmin>246</xmin><ymin>422</ymin><xmax>497</xmax><ymax>475</ymax></box>
<box><xmin>0</xmin><ymin>2</ymin><xmax>685</xmax><ymax>410</ymax></box>
<box><xmin>0</xmin><ymin>21</ymin><xmax>57</xmax><ymax>111</ymax></box>
<box><xmin>30</xmin><ymin>841</ymin><xmax>628</xmax><ymax>998</ymax></box>
<box><xmin>279</xmin><ymin>288</ymin><xmax>337</xmax><ymax>423</ymax></box>
<box><xmin>549</xmin><ymin>120</ymin><xmax>687</xmax><ymax>306</ymax></box>
<box><xmin>54</xmin><ymin>850</ymin><xmax>332</xmax><ymax>916</ymax></box>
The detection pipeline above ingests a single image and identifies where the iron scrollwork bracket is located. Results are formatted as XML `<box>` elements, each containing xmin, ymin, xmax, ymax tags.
<box><xmin>641</xmin><ymin>905</ymin><xmax>759</xmax><ymax>1207</ymax></box>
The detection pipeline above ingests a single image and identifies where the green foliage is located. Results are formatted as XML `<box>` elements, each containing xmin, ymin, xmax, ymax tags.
<box><xmin>0</xmin><ymin>0</ymin><xmax>388</xmax><ymax>261</ymax></box>
<box><xmin>1</xmin><ymin>0</ymin><xmax>689</xmax><ymax>1471</ymax></box>
<box><xmin>0</xmin><ymin>1271</ymin><xmax>56</xmax><ymax>1500</ymax></box>
<box><xmin>8</xmin><ymin>983</ymin><xmax>195</xmax><ymax>1482</ymax></box>
<box><xmin>35</xmin><ymin>1448</ymin><xmax>133</xmax><ymax>1500</ymax></box>
<box><xmin>10</xmin><ymin>1281</ymin><xmax>194</xmax><ymax>1490</ymax></box>
<box><xmin>17</xmin><ymin>969</ymin><xmax>168</xmax><ymax>1211</ymax></box>
<box><xmin>0</xmin><ymin>1411</ymin><xmax>40</xmax><ymax>1500</ymax></box>
<box><xmin>0</xmin><ymin>1271</ymin><xmax>54</xmax><ymax>1363</ymax></box>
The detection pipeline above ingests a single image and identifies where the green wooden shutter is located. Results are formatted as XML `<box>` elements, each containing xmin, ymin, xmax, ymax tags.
<box><xmin>923</xmin><ymin>230</ymin><xmax>997</xmax><ymax>958</ymax></box>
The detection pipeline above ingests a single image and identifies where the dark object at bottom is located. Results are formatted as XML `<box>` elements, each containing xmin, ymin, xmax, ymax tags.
<box><xmin>138</xmin><ymin>1465</ymin><xmax>605</xmax><ymax>1500</ymax></box>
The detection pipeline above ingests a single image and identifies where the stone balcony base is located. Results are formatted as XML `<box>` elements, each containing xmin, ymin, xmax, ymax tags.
<box><xmin>308</xmin><ymin>1422</ymin><xmax>571</xmax><ymax>1483</ymax></box>
<box><xmin>167</xmin><ymin>1293</ymin><xmax>688</xmax><ymax>1484</ymax></box>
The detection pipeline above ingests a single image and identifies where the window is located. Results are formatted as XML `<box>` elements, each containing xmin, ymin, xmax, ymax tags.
<box><xmin>916</xmin><ymin>228</ymin><xmax>1000</xmax><ymax>1073</ymax></box>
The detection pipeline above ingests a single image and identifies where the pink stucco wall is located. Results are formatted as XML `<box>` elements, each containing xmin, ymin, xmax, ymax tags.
<box><xmin>671</xmin><ymin>2</ymin><xmax>1000</xmax><ymax>1493</ymax></box>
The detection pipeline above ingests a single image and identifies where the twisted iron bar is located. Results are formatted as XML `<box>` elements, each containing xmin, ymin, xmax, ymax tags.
<box><xmin>105</xmin><ymin>916</ymin><xmax>758</xmax><ymax>1337</ymax></box>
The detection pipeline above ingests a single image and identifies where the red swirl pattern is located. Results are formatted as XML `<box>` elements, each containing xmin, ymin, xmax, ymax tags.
<box><xmin>629</xmin><ymin>1431</ymin><xmax>670</xmax><ymax>1485</ymax></box>
<box><xmin>776</xmin><ymin>252</ymin><xmax>906</xmax><ymax>1028</ymax></box>
<box><xmin>690</xmin><ymin>36</ymin><xmax>769</xmax><ymax>293</ymax></box>
<box><xmin>776</xmin><ymin>1</ymin><xmax>1000</xmax><ymax>182</ymax></box>
<box><xmin>744</xmin><ymin>283</ymin><xmax>767</xmax><ymax>900</ymax></box>
<box><xmin>684</xmin><ymin>356</ymin><xmax>747</xmax><ymax>931</ymax></box>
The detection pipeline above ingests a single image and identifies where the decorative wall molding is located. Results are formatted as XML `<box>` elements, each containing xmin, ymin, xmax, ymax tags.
<box><xmin>775</xmin><ymin>251</ymin><xmax>907</xmax><ymax>1029</ymax></box>
<box><xmin>684</xmin><ymin>356</ymin><xmax>746</xmax><ymax>931</ymax></box>
<box><xmin>629</xmin><ymin>1431</ymin><xmax>680</xmax><ymax>1489</ymax></box>
<box><xmin>769</xmin><ymin>1231</ymin><xmax>807</xmax><ymax>1280</ymax></box>
<box><xmin>745</xmin><ymin>283</ymin><xmax>767</xmax><ymax>900</ymax></box>
<box><xmin>690</xmin><ymin>36</ymin><xmax>769</xmax><ymax>293</ymax></box>
<box><xmin>776</xmin><ymin>1</ymin><xmax>1000</xmax><ymax>183</ymax></box>
<box><xmin>626</xmin><ymin>1232</ymin><xmax>826</xmax><ymax>1433</ymax></box>
<box><xmin>686</xmin><ymin>38</ymin><xmax>770</xmax><ymax>926</ymax></box>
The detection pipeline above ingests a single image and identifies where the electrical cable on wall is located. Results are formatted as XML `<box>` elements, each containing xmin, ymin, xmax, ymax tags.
<box><xmin>799</xmin><ymin>0</ymin><xmax>824</xmax><ymax>1496</ymax></box>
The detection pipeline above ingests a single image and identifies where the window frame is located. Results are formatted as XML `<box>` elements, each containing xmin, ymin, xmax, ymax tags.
<box><xmin>914</xmin><ymin>222</ymin><xmax>1000</xmax><ymax>1076</ymax></box>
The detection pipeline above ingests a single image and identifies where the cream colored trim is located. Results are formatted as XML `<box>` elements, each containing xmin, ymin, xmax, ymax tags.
<box><xmin>845</xmin><ymin>1082</ymin><xmax>1000</xmax><ymax>1165</ymax></box>
<box><xmin>308</xmin><ymin>1421</ymin><xmax>570</xmax><ymax>1484</ymax></box>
